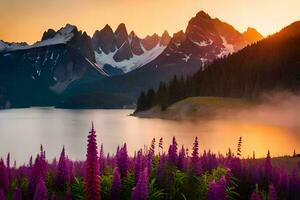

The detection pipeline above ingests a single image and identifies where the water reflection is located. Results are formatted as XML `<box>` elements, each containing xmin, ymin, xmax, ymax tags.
<box><xmin>0</xmin><ymin>108</ymin><xmax>299</xmax><ymax>165</ymax></box>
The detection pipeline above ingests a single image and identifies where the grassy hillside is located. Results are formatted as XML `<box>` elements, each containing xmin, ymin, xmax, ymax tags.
<box><xmin>134</xmin><ymin>96</ymin><xmax>252</xmax><ymax>120</ymax></box>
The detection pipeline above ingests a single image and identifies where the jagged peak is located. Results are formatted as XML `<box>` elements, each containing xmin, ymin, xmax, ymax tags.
<box><xmin>162</xmin><ymin>30</ymin><xmax>170</xmax><ymax>37</ymax></box>
<box><xmin>160</xmin><ymin>30</ymin><xmax>171</xmax><ymax>46</ymax></box>
<box><xmin>195</xmin><ymin>10</ymin><xmax>212</xmax><ymax>20</ymax></box>
<box><xmin>243</xmin><ymin>27</ymin><xmax>264</xmax><ymax>43</ymax></box>
<box><xmin>115</xmin><ymin>23</ymin><xmax>129</xmax><ymax>48</ymax></box>
<box><xmin>143</xmin><ymin>33</ymin><xmax>159</xmax><ymax>40</ymax></box>
<box><xmin>115</xmin><ymin>23</ymin><xmax>127</xmax><ymax>33</ymax></box>
<box><xmin>41</xmin><ymin>29</ymin><xmax>56</xmax><ymax>41</ymax></box>
<box><xmin>102</xmin><ymin>24</ymin><xmax>114</xmax><ymax>32</ymax></box>
<box><xmin>172</xmin><ymin>30</ymin><xmax>186</xmax><ymax>43</ymax></box>
<box><xmin>129</xmin><ymin>31</ymin><xmax>137</xmax><ymax>38</ymax></box>
<box><xmin>59</xmin><ymin>24</ymin><xmax>77</xmax><ymax>35</ymax></box>
<box><xmin>244</xmin><ymin>27</ymin><xmax>263</xmax><ymax>36</ymax></box>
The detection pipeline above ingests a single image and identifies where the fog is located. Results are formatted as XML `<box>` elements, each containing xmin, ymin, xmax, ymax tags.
<box><xmin>222</xmin><ymin>91</ymin><xmax>300</xmax><ymax>129</ymax></box>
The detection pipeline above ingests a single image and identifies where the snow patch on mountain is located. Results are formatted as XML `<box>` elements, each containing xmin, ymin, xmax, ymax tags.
<box><xmin>191</xmin><ymin>39</ymin><xmax>213</xmax><ymax>47</ymax></box>
<box><xmin>95</xmin><ymin>43</ymin><xmax>166</xmax><ymax>73</ymax></box>
<box><xmin>217</xmin><ymin>36</ymin><xmax>235</xmax><ymax>58</ymax></box>
<box><xmin>0</xmin><ymin>41</ymin><xmax>27</xmax><ymax>52</ymax></box>
<box><xmin>4</xmin><ymin>25</ymin><xmax>75</xmax><ymax>52</ymax></box>
<box><xmin>0</xmin><ymin>41</ymin><xmax>8</xmax><ymax>51</ymax></box>
<box><xmin>182</xmin><ymin>54</ymin><xmax>192</xmax><ymax>62</ymax></box>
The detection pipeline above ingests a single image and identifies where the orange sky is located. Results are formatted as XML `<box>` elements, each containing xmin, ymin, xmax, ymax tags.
<box><xmin>1</xmin><ymin>0</ymin><xmax>300</xmax><ymax>44</ymax></box>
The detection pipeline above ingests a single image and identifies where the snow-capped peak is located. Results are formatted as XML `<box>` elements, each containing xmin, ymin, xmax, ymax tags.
<box><xmin>58</xmin><ymin>24</ymin><xmax>76</xmax><ymax>35</ymax></box>
<box><xmin>2</xmin><ymin>24</ymin><xmax>76</xmax><ymax>52</ymax></box>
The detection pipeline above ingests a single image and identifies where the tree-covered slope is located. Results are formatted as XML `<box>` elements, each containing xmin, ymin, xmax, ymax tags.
<box><xmin>136</xmin><ymin>21</ymin><xmax>300</xmax><ymax>112</ymax></box>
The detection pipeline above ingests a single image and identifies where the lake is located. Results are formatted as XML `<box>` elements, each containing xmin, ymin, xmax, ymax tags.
<box><xmin>0</xmin><ymin>108</ymin><xmax>299</xmax><ymax>165</ymax></box>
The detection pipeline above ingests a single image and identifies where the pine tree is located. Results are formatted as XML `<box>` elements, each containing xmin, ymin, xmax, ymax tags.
<box><xmin>136</xmin><ymin>92</ymin><xmax>147</xmax><ymax>112</ymax></box>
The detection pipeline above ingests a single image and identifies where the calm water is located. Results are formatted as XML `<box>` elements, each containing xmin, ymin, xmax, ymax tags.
<box><xmin>0</xmin><ymin>108</ymin><xmax>299</xmax><ymax>165</ymax></box>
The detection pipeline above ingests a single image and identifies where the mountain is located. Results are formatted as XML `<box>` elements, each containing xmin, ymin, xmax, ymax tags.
<box><xmin>242</xmin><ymin>27</ymin><xmax>264</xmax><ymax>44</ymax></box>
<box><xmin>0</xmin><ymin>10</ymin><xmax>265</xmax><ymax>109</ymax></box>
<box><xmin>0</xmin><ymin>40</ymin><xmax>28</xmax><ymax>52</ymax></box>
<box><xmin>59</xmin><ymin>11</ymin><xmax>263</xmax><ymax>109</ymax></box>
<box><xmin>145</xmin><ymin>11</ymin><xmax>263</xmax><ymax>72</ymax></box>
<box><xmin>92</xmin><ymin>24</ymin><xmax>171</xmax><ymax>75</ymax></box>
<box><xmin>0</xmin><ymin>23</ymin><xmax>172</xmax><ymax>108</ymax></box>
<box><xmin>0</xmin><ymin>24</ymin><xmax>106</xmax><ymax>108</ymax></box>
<box><xmin>135</xmin><ymin>21</ymin><xmax>300</xmax><ymax>112</ymax></box>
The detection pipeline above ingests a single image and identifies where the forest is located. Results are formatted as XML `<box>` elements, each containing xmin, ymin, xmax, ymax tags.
<box><xmin>136</xmin><ymin>23</ymin><xmax>300</xmax><ymax>112</ymax></box>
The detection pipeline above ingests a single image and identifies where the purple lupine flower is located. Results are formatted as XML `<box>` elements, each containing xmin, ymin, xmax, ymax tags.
<box><xmin>33</xmin><ymin>178</ymin><xmax>48</xmax><ymax>200</ymax></box>
<box><xmin>268</xmin><ymin>184</ymin><xmax>277</xmax><ymax>200</ymax></box>
<box><xmin>191</xmin><ymin>137</ymin><xmax>199</xmax><ymax>165</ymax></box>
<box><xmin>191</xmin><ymin>137</ymin><xmax>202</xmax><ymax>174</ymax></box>
<box><xmin>65</xmin><ymin>187</ymin><xmax>72</xmax><ymax>200</ymax></box>
<box><xmin>177</xmin><ymin>145</ymin><xmax>186</xmax><ymax>171</ymax></box>
<box><xmin>250</xmin><ymin>192</ymin><xmax>262</xmax><ymax>200</ymax></box>
<box><xmin>134</xmin><ymin>150</ymin><xmax>144</xmax><ymax>183</ymax></box>
<box><xmin>159</xmin><ymin>138</ymin><xmax>163</xmax><ymax>155</ymax></box>
<box><xmin>29</xmin><ymin>156</ymin><xmax>33</xmax><ymax>168</ymax></box>
<box><xmin>202</xmin><ymin>151</ymin><xmax>218</xmax><ymax>172</ymax></box>
<box><xmin>168</xmin><ymin>137</ymin><xmax>178</xmax><ymax>164</ymax></box>
<box><xmin>225</xmin><ymin>156</ymin><xmax>242</xmax><ymax>177</ymax></box>
<box><xmin>51</xmin><ymin>193</ymin><xmax>57</xmax><ymax>200</ymax></box>
<box><xmin>29</xmin><ymin>151</ymin><xmax>48</xmax><ymax>196</ymax></box>
<box><xmin>6</xmin><ymin>153</ymin><xmax>11</xmax><ymax>183</ymax></box>
<box><xmin>84</xmin><ymin>123</ymin><xmax>100</xmax><ymax>200</ymax></box>
<box><xmin>0</xmin><ymin>189</ymin><xmax>5</xmax><ymax>200</ymax></box>
<box><xmin>225</xmin><ymin>168</ymin><xmax>232</xmax><ymax>184</ymax></box>
<box><xmin>278</xmin><ymin>170</ymin><xmax>288</xmax><ymax>195</ymax></box>
<box><xmin>39</xmin><ymin>145</ymin><xmax>48</xmax><ymax>179</ymax></box>
<box><xmin>117</xmin><ymin>143</ymin><xmax>128</xmax><ymax>178</ymax></box>
<box><xmin>99</xmin><ymin>144</ymin><xmax>105</xmax><ymax>175</ymax></box>
<box><xmin>68</xmin><ymin>160</ymin><xmax>75</xmax><ymax>184</ymax></box>
<box><xmin>131</xmin><ymin>168</ymin><xmax>149</xmax><ymax>200</ymax></box>
<box><xmin>206</xmin><ymin>176</ymin><xmax>227</xmax><ymax>200</ymax></box>
<box><xmin>147</xmin><ymin>138</ymin><xmax>155</xmax><ymax>174</ymax></box>
<box><xmin>110</xmin><ymin>167</ymin><xmax>122</xmax><ymax>200</ymax></box>
<box><xmin>150</xmin><ymin>138</ymin><xmax>155</xmax><ymax>156</ymax></box>
<box><xmin>13</xmin><ymin>188</ymin><xmax>22</xmax><ymax>200</ymax></box>
<box><xmin>288</xmin><ymin>169</ymin><xmax>300</xmax><ymax>199</ymax></box>
<box><xmin>156</xmin><ymin>154</ymin><xmax>166</xmax><ymax>185</ymax></box>
<box><xmin>264</xmin><ymin>150</ymin><xmax>272</xmax><ymax>179</ymax></box>
<box><xmin>0</xmin><ymin>159</ymin><xmax>9</xmax><ymax>194</ymax></box>
<box><xmin>55</xmin><ymin>147</ymin><xmax>69</xmax><ymax>190</ymax></box>
<box><xmin>147</xmin><ymin>151</ymin><xmax>154</xmax><ymax>175</ymax></box>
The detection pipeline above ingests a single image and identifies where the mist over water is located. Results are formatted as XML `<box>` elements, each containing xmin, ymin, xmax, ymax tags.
<box><xmin>0</xmin><ymin>92</ymin><xmax>299</xmax><ymax>165</ymax></box>
<box><xmin>228</xmin><ymin>91</ymin><xmax>300</xmax><ymax>129</ymax></box>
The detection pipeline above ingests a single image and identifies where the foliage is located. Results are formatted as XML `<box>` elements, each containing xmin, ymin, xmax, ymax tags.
<box><xmin>135</xmin><ymin>27</ymin><xmax>300</xmax><ymax>112</ymax></box>
<box><xmin>0</xmin><ymin>125</ymin><xmax>299</xmax><ymax>200</ymax></box>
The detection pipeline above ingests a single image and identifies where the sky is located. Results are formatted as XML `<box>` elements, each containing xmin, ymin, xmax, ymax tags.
<box><xmin>0</xmin><ymin>0</ymin><xmax>300</xmax><ymax>44</ymax></box>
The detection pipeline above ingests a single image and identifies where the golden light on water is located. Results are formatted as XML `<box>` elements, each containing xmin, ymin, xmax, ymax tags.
<box><xmin>208</xmin><ymin>121</ymin><xmax>299</xmax><ymax>158</ymax></box>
